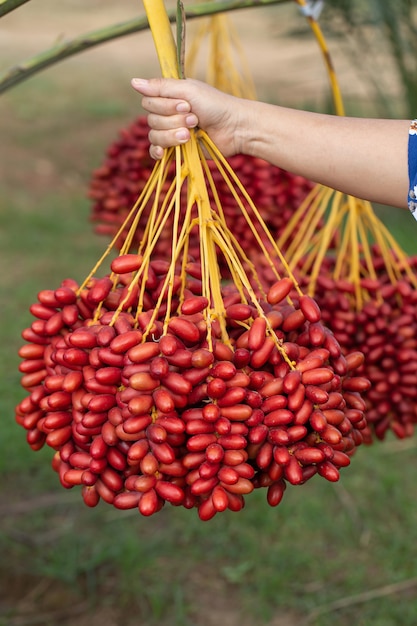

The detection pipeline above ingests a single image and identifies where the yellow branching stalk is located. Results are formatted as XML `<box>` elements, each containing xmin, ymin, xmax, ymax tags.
<box><xmin>276</xmin><ymin>0</ymin><xmax>417</xmax><ymax>308</ymax></box>
<box><xmin>185</xmin><ymin>11</ymin><xmax>257</xmax><ymax>99</ymax></box>
<box><xmin>79</xmin><ymin>0</ymin><xmax>300</xmax><ymax>370</ymax></box>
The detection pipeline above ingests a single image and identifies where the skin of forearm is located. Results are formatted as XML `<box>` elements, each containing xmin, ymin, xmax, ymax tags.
<box><xmin>239</xmin><ymin>102</ymin><xmax>411</xmax><ymax>209</ymax></box>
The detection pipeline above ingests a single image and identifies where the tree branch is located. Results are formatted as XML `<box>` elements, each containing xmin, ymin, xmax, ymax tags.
<box><xmin>0</xmin><ymin>0</ymin><xmax>31</xmax><ymax>18</ymax></box>
<box><xmin>0</xmin><ymin>0</ymin><xmax>289</xmax><ymax>94</ymax></box>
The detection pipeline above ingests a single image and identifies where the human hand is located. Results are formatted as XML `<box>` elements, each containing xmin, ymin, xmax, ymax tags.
<box><xmin>131</xmin><ymin>77</ymin><xmax>243</xmax><ymax>159</ymax></box>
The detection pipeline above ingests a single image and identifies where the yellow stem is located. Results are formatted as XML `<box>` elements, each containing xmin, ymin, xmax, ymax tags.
<box><xmin>135</xmin><ymin>152</ymin><xmax>173</xmax><ymax>254</ymax></box>
<box><xmin>163</xmin><ymin>146</ymin><xmax>187</xmax><ymax>331</ymax></box>
<box><xmin>198</xmin><ymin>143</ymin><xmax>270</xmax><ymax>295</ymax></box>
<box><xmin>77</xmin><ymin>158</ymin><xmax>166</xmax><ymax>296</ymax></box>
<box><xmin>356</xmin><ymin>204</ymin><xmax>378</xmax><ymax>281</ymax></box>
<box><xmin>332</xmin><ymin>203</ymin><xmax>351</xmax><ymax>280</ymax></box>
<box><xmin>142</xmin><ymin>0</ymin><xmax>180</xmax><ymax>79</ymax></box>
<box><xmin>184</xmin><ymin>18</ymin><xmax>207</xmax><ymax>78</ymax></box>
<box><xmin>294</xmin><ymin>0</ymin><xmax>345</xmax><ymax>117</ymax></box>
<box><xmin>277</xmin><ymin>186</ymin><xmax>316</xmax><ymax>249</ymax></box>
<box><xmin>201</xmin><ymin>131</ymin><xmax>302</xmax><ymax>294</ymax></box>
<box><xmin>186</xmin><ymin>137</ymin><xmax>228</xmax><ymax>346</ymax></box>
<box><xmin>209</xmin><ymin>224</ymin><xmax>295</xmax><ymax>368</ymax></box>
<box><xmin>363</xmin><ymin>207</ymin><xmax>417</xmax><ymax>288</ymax></box>
<box><xmin>285</xmin><ymin>186</ymin><xmax>334</xmax><ymax>270</ymax></box>
<box><xmin>307</xmin><ymin>191</ymin><xmax>342</xmax><ymax>295</ymax></box>
<box><xmin>344</xmin><ymin>195</ymin><xmax>363</xmax><ymax>309</ymax></box>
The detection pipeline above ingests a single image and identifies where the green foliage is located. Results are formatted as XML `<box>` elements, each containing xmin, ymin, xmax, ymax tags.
<box><xmin>322</xmin><ymin>0</ymin><xmax>417</xmax><ymax>118</ymax></box>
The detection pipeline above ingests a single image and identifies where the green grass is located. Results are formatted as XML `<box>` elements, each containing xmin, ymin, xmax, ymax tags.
<box><xmin>1</xmin><ymin>31</ymin><xmax>417</xmax><ymax>626</ymax></box>
<box><xmin>1</xmin><ymin>443</ymin><xmax>416</xmax><ymax>624</ymax></box>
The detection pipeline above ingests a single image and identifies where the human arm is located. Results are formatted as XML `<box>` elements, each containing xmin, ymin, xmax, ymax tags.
<box><xmin>131</xmin><ymin>77</ymin><xmax>411</xmax><ymax>210</ymax></box>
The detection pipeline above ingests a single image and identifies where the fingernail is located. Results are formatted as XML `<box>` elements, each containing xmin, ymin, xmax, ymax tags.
<box><xmin>132</xmin><ymin>78</ymin><xmax>147</xmax><ymax>86</ymax></box>
<box><xmin>175</xmin><ymin>129</ymin><xmax>189</xmax><ymax>142</ymax></box>
<box><xmin>185</xmin><ymin>114</ymin><xmax>198</xmax><ymax>128</ymax></box>
<box><xmin>176</xmin><ymin>101</ymin><xmax>190</xmax><ymax>112</ymax></box>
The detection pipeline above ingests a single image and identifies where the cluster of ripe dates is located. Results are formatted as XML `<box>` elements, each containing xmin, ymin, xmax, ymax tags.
<box><xmin>16</xmin><ymin>254</ymin><xmax>370</xmax><ymax>520</ymax></box>
<box><xmin>255</xmin><ymin>248</ymin><xmax>417</xmax><ymax>441</ymax></box>
<box><xmin>312</xmin><ymin>252</ymin><xmax>417</xmax><ymax>441</ymax></box>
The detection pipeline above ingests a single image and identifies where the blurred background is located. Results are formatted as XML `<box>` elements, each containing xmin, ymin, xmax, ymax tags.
<box><xmin>1</xmin><ymin>1</ymin><xmax>416</xmax><ymax>625</ymax></box>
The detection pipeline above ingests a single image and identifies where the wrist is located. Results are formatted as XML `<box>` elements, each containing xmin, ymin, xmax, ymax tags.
<box><xmin>232</xmin><ymin>99</ymin><xmax>260</xmax><ymax>157</ymax></box>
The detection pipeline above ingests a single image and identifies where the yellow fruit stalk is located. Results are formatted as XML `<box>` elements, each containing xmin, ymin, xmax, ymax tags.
<box><xmin>276</xmin><ymin>0</ymin><xmax>417</xmax><ymax>308</ymax></box>
<box><xmin>78</xmin><ymin>0</ymin><xmax>302</xmax><ymax>365</ymax></box>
